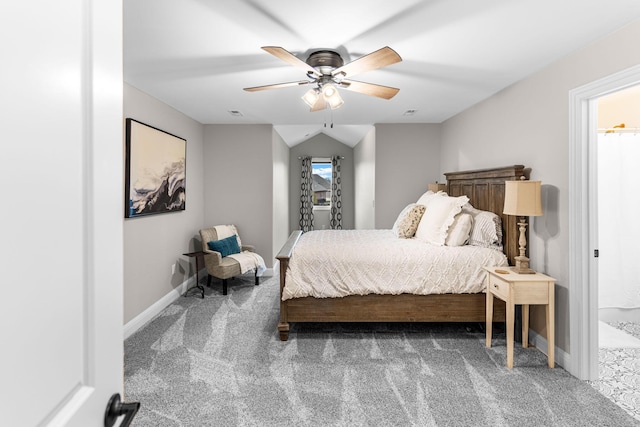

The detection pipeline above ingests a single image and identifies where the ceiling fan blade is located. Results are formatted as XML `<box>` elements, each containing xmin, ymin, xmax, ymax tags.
<box><xmin>262</xmin><ymin>46</ymin><xmax>320</xmax><ymax>77</ymax></box>
<box><xmin>243</xmin><ymin>80</ymin><xmax>310</xmax><ymax>92</ymax></box>
<box><xmin>332</xmin><ymin>46</ymin><xmax>401</xmax><ymax>78</ymax></box>
<box><xmin>340</xmin><ymin>79</ymin><xmax>400</xmax><ymax>99</ymax></box>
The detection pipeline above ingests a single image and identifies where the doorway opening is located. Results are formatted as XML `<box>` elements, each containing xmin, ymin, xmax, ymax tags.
<box><xmin>588</xmin><ymin>85</ymin><xmax>640</xmax><ymax>421</ymax></box>
<box><xmin>568</xmin><ymin>64</ymin><xmax>640</xmax><ymax>381</ymax></box>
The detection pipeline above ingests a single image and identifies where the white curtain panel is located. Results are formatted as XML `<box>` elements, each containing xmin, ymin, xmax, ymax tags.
<box><xmin>598</xmin><ymin>132</ymin><xmax>640</xmax><ymax>309</ymax></box>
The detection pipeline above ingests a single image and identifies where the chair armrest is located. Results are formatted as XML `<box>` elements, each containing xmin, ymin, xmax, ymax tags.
<box><xmin>241</xmin><ymin>244</ymin><xmax>255</xmax><ymax>252</ymax></box>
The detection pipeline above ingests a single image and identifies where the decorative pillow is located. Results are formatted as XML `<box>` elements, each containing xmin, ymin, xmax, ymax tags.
<box><xmin>415</xmin><ymin>195</ymin><xmax>469</xmax><ymax>245</ymax></box>
<box><xmin>207</xmin><ymin>234</ymin><xmax>241</xmax><ymax>257</ymax></box>
<box><xmin>416</xmin><ymin>190</ymin><xmax>447</xmax><ymax>207</ymax></box>
<box><xmin>214</xmin><ymin>224</ymin><xmax>242</xmax><ymax>249</ymax></box>
<box><xmin>392</xmin><ymin>203</ymin><xmax>427</xmax><ymax>238</ymax></box>
<box><xmin>445</xmin><ymin>213</ymin><xmax>473</xmax><ymax>246</ymax></box>
<box><xmin>461</xmin><ymin>203</ymin><xmax>503</xmax><ymax>250</ymax></box>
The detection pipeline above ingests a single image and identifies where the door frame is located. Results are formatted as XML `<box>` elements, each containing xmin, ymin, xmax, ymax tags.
<box><xmin>568</xmin><ymin>64</ymin><xmax>640</xmax><ymax>380</ymax></box>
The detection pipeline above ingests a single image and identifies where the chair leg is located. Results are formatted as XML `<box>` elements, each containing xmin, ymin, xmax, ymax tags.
<box><xmin>207</xmin><ymin>274</ymin><xmax>212</xmax><ymax>288</ymax></box>
<box><xmin>222</xmin><ymin>279</ymin><xmax>228</xmax><ymax>295</ymax></box>
<box><xmin>255</xmin><ymin>270</ymin><xmax>259</xmax><ymax>286</ymax></box>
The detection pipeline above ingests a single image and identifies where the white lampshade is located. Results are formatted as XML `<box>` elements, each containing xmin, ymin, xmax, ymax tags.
<box><xmin>327</xmin><ymin>92</ymin><xmax>343</xmax><ymax>109</ymax></box>
<box><xmin>322</xmin><ymin>84</ymin><xmax>337</xmax><ymax>97</ymax></box>
<box><xmin>322</xmin><ymin>84</ymin><xmax>344</xmax><ymax>110</ymax></box>
<box><xmin>503</xmin><ymin>180</ymin><xmax>543</xmax><ymax>216</ymax></box>
<box><xmin>302</xmin><ymin>89</ymin><xmax>320</xmax><ymax>108</ymax></box>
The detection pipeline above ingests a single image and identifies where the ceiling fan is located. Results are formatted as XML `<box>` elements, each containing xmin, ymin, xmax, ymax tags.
<box><xmin>243</xmin><ymin>46</ymin><xmax>402</xmax><ymax>112</ymax></box>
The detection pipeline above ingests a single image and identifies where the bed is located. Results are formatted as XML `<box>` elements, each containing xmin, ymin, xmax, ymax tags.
<box><xmin>275</xmin><ymin>165</ymin><xmax>528</xmax><ymax>341</ymax></box>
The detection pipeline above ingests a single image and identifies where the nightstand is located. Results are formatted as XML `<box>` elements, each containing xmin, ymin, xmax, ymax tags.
<box><xmin>484</xmin><ymin>266</ymin><xmax>555</xmax><ymax>368</ymax></box>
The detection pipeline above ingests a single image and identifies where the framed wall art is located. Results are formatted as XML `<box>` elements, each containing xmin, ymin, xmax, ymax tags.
<box><xmin>125</xmin><ymin>118</ymin><xmax>186</xmax><ymax>218</ymax></box>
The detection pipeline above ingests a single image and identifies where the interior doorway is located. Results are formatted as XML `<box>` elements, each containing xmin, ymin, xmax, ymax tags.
<box><xmin>568</xmin><ymin>64</ymin><xmax>640</xmax><ymax>381</ymax></box>
<box><xmin>596</xmin><ymin>86</ymin><xmax>640</xmax><ymax>326</ymax></box>
<box><xmin>589</xmin><ymin>85</ymin><xmax>640</xmax><ymax>421</ymax></box>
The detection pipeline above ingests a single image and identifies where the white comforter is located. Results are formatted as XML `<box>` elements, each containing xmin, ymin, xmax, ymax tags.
<box><xmin>282</xmin><ymin>229</ymin><xmax>508</xmax><ymax>300</ymax></box>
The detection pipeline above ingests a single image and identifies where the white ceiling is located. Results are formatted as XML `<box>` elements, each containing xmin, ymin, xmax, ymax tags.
<box><xmin>124</xmin><ymin>0</ymin><xmax>640</xmax><ymax>147</ymax></box>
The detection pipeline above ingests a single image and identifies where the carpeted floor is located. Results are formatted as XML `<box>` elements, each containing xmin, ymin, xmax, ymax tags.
<box><xmin>124</xmin><ymin>275</ymin><xmax>639</xmax><ymax>426</ymax></box>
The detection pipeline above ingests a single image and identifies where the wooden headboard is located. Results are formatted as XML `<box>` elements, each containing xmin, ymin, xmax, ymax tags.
<box><xmin>444</xmin><ymin>165</ymin><xmax>528</xmax><ymax>266</ymax></box>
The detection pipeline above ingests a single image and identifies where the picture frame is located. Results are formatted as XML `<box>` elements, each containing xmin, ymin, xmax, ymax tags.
<box><xmin>124</xmin><ymin>118</ymin><xmax>186</xmax><ymax>218</ymax></box>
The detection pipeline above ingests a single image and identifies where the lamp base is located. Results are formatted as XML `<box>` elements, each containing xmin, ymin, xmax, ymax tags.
<box><xmin>512</xmin><ymin>255</ymin><xmax>536</xmax><ymax>274</ymax></box>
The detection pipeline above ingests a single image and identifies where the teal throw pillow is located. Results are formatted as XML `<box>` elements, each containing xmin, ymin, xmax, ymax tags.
<box><xmin>207</xmin><ymin>235</ymin><xmax>241</xmax><ymax>257</ymax></box>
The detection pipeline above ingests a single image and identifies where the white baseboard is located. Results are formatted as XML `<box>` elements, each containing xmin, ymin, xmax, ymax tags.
<box><xmin>123</xmin><ymin>267</ymin><xmax>275</xmax><ymax>340</ymax></box>
<box><xmin>528</xmin><ymin>329</ymin><xmax>570</xmax><ymax>372</ymax></box>
<box><xmin>123</xmin><ymin>272</ymin><xmax>199</xmax><ymax>340</ymax></box>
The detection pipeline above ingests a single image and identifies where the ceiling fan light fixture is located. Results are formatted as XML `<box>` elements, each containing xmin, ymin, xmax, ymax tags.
<box><xmin>322</xmin><ymin>84</ymin><xmax>336</xmax><ymax>97</ymax></box>
<box><xmin>327</xmin><ymin>90</ymin><xmax>344</xmax><ymax>110</ymax></box>
<box><xmin>322</xmin><ymin>84</ymin><xmax>344</xmax><ymax>110</ymax></box>
<box><xmin>302</xmin><ymin>88</ymin><xmax>320</xmax><ymax>108</ymax></box>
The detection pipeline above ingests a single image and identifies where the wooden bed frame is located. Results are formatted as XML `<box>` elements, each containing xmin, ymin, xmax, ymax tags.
<box><xmin>275</xmin><ymin>165</ymin><xmax>528</xmax><ymax>341</ymax></box>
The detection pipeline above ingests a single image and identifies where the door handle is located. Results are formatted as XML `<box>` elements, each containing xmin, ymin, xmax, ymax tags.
<box><xmin>104</xmin><ymin>393</ymin><xmax>140</xmax><ymax>427</ymax></box>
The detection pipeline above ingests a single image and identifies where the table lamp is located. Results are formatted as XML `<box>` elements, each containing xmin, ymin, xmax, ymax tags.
<box><xmin>503</xmin><ymin>178</ymin><xmax>542</xmax><ymax>274</ymax></box>
<box><xmin>428</xmin><ymin>182</ymin><xmax>446</xmax><ymax>192</ymax></box>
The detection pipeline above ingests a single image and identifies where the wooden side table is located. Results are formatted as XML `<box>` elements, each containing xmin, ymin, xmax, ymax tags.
<box><xmin>183</xmin><ymin>251</ymin><xmax>205</xmax><ymax>298</ymax></box>
<box><xmin>485</xmin><ymin>266</ymin><xmax>555</xmax><ymax>368</ymax></box>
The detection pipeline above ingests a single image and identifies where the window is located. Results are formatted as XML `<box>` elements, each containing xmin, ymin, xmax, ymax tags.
<box><xmin>312</xmin><ymin>159</ymin><xmax>332</xmax><ymax>209</ymax></box>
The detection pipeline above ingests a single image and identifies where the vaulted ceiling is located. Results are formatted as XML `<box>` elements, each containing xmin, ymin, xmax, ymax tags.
<box><xmin>124</xmin><ymin>0</ymin><xmax>640</xmax><ymax>146</ymax></box>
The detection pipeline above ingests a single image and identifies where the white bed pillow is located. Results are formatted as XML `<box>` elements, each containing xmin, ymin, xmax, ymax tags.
<box><xmin>392</xmin><ymin>203</ymin><xmax>426</xmax><ymax>238</ymax></box>
<box><xmin>445</xmin><ymin>213</ymin><xmax>473</xmax><ymax>246</ymax></box>
<box><xmin>415</xmin><ymin>195</ymin><xmax>469</xmax><ymax>245</ymax></box>
<box><xmin>461</xmin><ymin>203</ymin><xmax>503</xmax><ymax>250</ymax></box>
<box><xmin>416</xmin><ymin>190</ymin><xmax>447</xmax><ymax>207</ymax></box>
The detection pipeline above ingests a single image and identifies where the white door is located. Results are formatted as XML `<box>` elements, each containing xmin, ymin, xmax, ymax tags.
<box><xmin>1</xmin><ymin>1</ymin><xmax>125</xmax><ymax>426</ymax></box>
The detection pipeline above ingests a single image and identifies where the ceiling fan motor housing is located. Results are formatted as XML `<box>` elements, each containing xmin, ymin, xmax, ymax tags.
<box><xmin>306</xmin><ymin>50</ymin><xmax>344</xmax><ymax>75</ymax></box>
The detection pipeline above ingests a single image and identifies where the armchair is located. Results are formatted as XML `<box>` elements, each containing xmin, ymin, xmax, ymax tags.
<box><xmin>199</xmin><ymin>225</ymin><xmax>264</xmax><ymax>295</ymax></box>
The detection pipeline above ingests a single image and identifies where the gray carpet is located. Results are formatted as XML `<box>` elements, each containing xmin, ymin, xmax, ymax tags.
<box><xmin>124</xmin><ymin>275</ymin><xmax>639</xmax><ymax>426</ymax></box>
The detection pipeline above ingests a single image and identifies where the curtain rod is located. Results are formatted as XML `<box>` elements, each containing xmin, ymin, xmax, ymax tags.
<box><xmin>298</xmin><ymin>156</ymin><xmax>345</xmax><ymax>159</ymax></box>
<box><xmin>597</xmin><ymin>127</ymin><xmax>640</xmax><ymax>134</ymax></box>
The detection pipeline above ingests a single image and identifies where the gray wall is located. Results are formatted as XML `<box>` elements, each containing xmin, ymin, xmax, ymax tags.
<box><xmin>440</xmin><ymin>19</ymin><xmax>640</xmax><ymax>353</ymax></box>
<box><xmin>354</xmin><ymin>127</ymin><xmax>376</xmax><ymax>229</ymax></box>
<box><xmin>272</xmin><ymin>129</ymin><xmax>290</xmax><ymax>260</ymax></box>
<box><xmin>374</xmin><ymin>124</ymin><xmax>442</xmax><ymax>228</ymax></box>
<box><xmin>289</xmin><ymin>134</ymin><xmax>355</xmax><ymax>232</ymax></box>
<box><xmin>123</xmin><ymin>84</ymin><xmax>205</xmax><ymax>324</ymax></box>
<box><xmin>203</xmin><ymin>124</ymin><xmax>275</xmax><ymax>266</ymax></box>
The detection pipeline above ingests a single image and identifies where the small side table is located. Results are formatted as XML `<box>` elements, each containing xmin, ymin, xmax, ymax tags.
<box><xmin>485</xmin><ymin>266</ymin><xmax>555</xmax><ymax>368</ymax></box>
<box><xmin>183</xmin><ymin>251</ymin><xmax>205</xmax><ymax>298</ymax></box>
